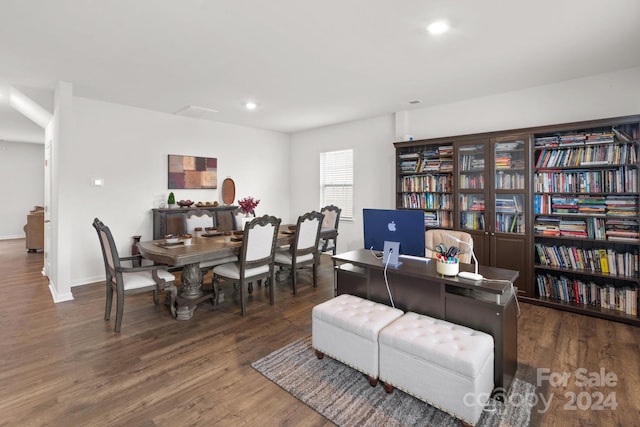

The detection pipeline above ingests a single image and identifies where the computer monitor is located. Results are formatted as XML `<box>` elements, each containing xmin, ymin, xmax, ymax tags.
<box><xmin>363</xmin><ymin>208</ymin><xmax>425</xmax><ymax>257</ymax></box>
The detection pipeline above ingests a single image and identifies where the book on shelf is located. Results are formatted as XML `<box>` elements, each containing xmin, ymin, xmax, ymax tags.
<box><xmin>611</xmin><ymin>126</ymin><xmax>632</xmax><ymax>142</ymax></box>
<box><xmin>398</xmin><ymin>152</ymin><xmax>420</xmax><ymax>159</ymax></box>
<box><xmin>437</xmin><ymin>145</ymin><xmax>453</xmax><ymax>156</ymax></box>
<box><xmin>495</xmin><ymin>141</ymin><xmax>524</xmax><ymax>151</ymax></box>
<box><xmin>598</xmin><ymin>249</ymin><xmax>609</xmax><ymax>274</ymax></box>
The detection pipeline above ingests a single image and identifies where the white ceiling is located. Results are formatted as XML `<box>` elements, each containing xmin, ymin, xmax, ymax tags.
<box><xmin>1</xmin><ymin>0</ymin><xmax>640</xmax><ymax>144</ymax></box>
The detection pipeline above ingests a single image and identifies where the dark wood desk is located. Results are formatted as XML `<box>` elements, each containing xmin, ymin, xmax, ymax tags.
<box><xmin>332</xmin><ymin>249</ymin><xmax>519</xmax><ymax>394</ymax></box>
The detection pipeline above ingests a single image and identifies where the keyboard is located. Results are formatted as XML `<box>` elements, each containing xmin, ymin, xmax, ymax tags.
<box><xmin>398</xmin><ymin>254</ymin><xmax>430</xmax><ymax>263</ymax></box>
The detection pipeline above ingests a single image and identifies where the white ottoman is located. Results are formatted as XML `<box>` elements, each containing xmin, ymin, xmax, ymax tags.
<box><xmin>312</xmin><ymin>294</ymin><xmax>404</xmax><ymax>386</ymax></box>
<box><xmin>379</xmin><ymin>312</ymin><xmax>494</xmax><ymax>426</ymax></box>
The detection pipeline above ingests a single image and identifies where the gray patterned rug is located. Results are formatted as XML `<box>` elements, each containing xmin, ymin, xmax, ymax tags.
<box><xmin>252</xmin><ymin>336</ymin><xmax>534</xmax><ymax>427</ymax></box>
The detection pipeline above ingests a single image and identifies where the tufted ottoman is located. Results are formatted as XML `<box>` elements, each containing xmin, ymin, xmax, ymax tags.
<box><xmin>312</xmin><ymin>294</ymin><xmax>404</xmax><ymax>386</ymax></box>
<box><xmin>378</xmin><ymin>312</ymin><xmax>494</xmax><ymax>426</ymax></box>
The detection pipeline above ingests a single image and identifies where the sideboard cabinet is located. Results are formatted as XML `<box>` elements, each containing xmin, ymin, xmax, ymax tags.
<box><xmin>151</xmin><ymin>205</ymin><xmax>238</xmax><ymax>239</ymax></box>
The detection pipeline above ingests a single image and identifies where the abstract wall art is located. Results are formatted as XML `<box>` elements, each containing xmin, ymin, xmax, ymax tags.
<box><xmin>168</xmin><ymin>154</ymin><xmax>217</xmax><ymax>189</ymax></box>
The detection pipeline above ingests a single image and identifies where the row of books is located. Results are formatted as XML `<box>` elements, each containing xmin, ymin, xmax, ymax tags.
<box><xmin>459</xmin><ymin>154</ymin><xmax>484</xmax><ymax>171</ymax></box>
<box><xmin>494</xmin><ymin>140</ymin><xmax>525</xmax><ymax>152</ymax></box>
<box><xmin>534</xmin><ymin>126</ymin><xmax>638</xmax><ymax>148</ymax></box>
<box><xmin>424</xmin><ymin>210</ymin><xmax>452</xmax><ymax>228</ymax></box>
<box><xmin>533</xmin><ymin>167</ymin><xmax>638</xmax><ymax>193</ymax></box>
<box><xmin>534</xmin><ymin>216</ymin><xmax>639</xmax><ymax>241</ymax></box>
<box><xmin>398</xmin><ymin>145</ymin><xmax>454</xmax><ymax>160</ymax></box>
<box><xmin>459</xmin><ymin>174</ymin><xmax>485</xmax><ymax>189</ymax></box>
<box><xmin>459</xmin><ymin>195</ymin><xmax>485</xmax><ymax>211</ymax></box>
<box><xmin>495</xmin><ymin>171</ymin><xmax>525</xmax><ymax>190</ymax></box>
<box><xmin>534</xmin><ymin>195</ymin><xmax>639</xmax><ymax>216</ymax></box>
<box><xmin>399</xmin><ymin>160</ymin><xmax>419</xmax><ymax>173</ymax></box>
<box><xmin>535</xmin><ymin>143</ymin><xmax>637</xmax><ymax>168</ymax></box>
<box><xmin>495</xmin><ymin>158</ymin><xmax>525</xmax><ymax>170</ymax></box>
<box><xmin>400</xmin><ymin>175</ymin><xmax>452</xmax><ymax>193</ymax></box>
<box><xmin>495</xmin><ymin>196</ymin><xmax>523</xmax><ymax>213</ymax></box>
<box><xmin>400</xmin><ymin>158</ymin><xmax>453</xmax><ymax>174</ymax></box>
<box><xmin>399</xmin><ymin>193</ymin><xmax>453</xmax><ymax>210</ymax></box>
<box><xmin>496</xmin><ymin>213</ymin><xmax>523</xmax><ymax>234</ymax></box>
<box><xmin>422</xmin><ymin>158</ymin><xmax>454</xmax><ymax>173</ymax></box>
<box><xmin>535</xmin><ymin>243</ymin><xmax>639</xmax><ymax>277</ymax></box>
<box><xmin>460</xmin><ymin>211</ymin><xmax>485</xmax><ymax>231</ymax></box>
<box><xmin>612</xmin><ymin>126</ymin><xmax>637</xmax><ymax>142</ymax></box>
<box><xmin>535</xmin><ymin>273</ymin><xmax>638</xmax><ymax>315</ymax></box>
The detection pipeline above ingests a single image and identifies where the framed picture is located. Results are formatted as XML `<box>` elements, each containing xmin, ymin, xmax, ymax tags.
<box><xmin>168</xmin><ymin>154</ymin><xmax>217</xmax><ymax>189</ymax></box>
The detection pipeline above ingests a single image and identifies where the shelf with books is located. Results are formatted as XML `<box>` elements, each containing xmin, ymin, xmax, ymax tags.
<box><xmin>534</xmin><ymin>239</ymin><xmax>639</xmax><ymax>278</ymax></box>
<box><xmin>394</xmin><ymin>115</ymin><xmax>640</xmax><ymax>324</ymax></box>
<box><xmin>395</xmin><ymin>141</ymin><xmax>454</xmax><ymax>229</ymax></box>
<box><xmin>531</xmin><ymin>117</ymin><xmax>640</xmax><ymax>325</ymax></box>
<box><xmin>534</xmin><ymin>272</ymin><xmax>638</xmax><ymax>319</ymax></box>
<box><xmin>495</xmin><ymin>139</ymin><xmax>526</xmax><ymax>190</ymax></box>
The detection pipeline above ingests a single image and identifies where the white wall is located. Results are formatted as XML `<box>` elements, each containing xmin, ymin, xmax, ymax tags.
<box><xmin>400</xmin><ymin>66</ymin><xmax>640</xmax><ymax>141</ymax></box>
<box><xmin>290</xmin><ymin>67</ymin><xmax>640</xmax><ymax>253</ymax></box>
<box><xmin>50</xmin><ymin>66</ymin><xmax>640</xmax><ymax>292</ymax></box>
<box><xmin>66</xmin><ymin>97</ymin><xmax>291</xmax><ymax>288</ymax></box>
<box><xmin>0</xmin><ymin>140</ymin><xmax>44</xmax><ymax>238</ymax></box>
<box><xmin>291</xmin><ymin>115</ymin><xmax>396</xmax><ymax>253</ymax></box>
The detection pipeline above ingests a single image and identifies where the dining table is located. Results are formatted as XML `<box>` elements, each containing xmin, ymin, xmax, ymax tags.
<box><xmin>137</xmin><ymin>224</ymin><xmax>336</xmax><ymax>320</ymax></box>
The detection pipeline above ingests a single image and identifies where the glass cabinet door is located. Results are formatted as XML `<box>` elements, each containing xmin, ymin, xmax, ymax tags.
<box><xmin>458</xmin><ymin>144</ymin><xmax>485</xmax><ymax>189</ymax></box>
<box><xmin>459</xmin><ymin>194</ymin><xmax>485</xmax><ymax>231</ymax></box>
<box><xmin>494</xmin><ymin>138</ymin><xmax>526</xmax><ymax>234</ymax></box>
<box><xmin>458</xmin><ymin>143</ymin><xmax>486</xmax><ymax>231</ymax></box>
<box><xmin>494</xmin><ymin>139</ymin><xmax>525</xmax><ymax>190</ymax></box>
<box><xmin>495</xmin><ymin>194</ymin><xmax>524</xmax><ymax>234</ymax></box>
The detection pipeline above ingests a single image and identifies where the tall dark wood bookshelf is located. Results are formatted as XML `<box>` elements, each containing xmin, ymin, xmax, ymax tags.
<box><xmin>532</xmin><ymin>116</ymin><xmax>639</xmax><ymax>325</ymax></box>
<box><xmin>396</xmin><ymin>141</ymin><xmax>454</xmax><ymax>228</ymax></box>
<box><xmin>394</xmin><ymin>114</ymin><xmax>640</xmax><ymax>326</ymax></box>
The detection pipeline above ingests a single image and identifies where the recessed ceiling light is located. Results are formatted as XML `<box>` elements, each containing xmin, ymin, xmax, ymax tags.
<box><xmin>245</xmin><ymin>101</ymin><xmax>257</xmax><ymax>110</ymax></box>
<box><xmin>427</xmin><ymin>21</ymin><xmax>449</xmax><ymax>35</ymax></box>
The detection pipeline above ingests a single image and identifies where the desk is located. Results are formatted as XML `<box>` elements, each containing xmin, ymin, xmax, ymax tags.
<box><xmin>138</xmin><ymin>225</ymin><xmax>327</xmax><ymax>319</ymax></box>
<box><xmin>332</xmin><ymin>249</ymin><xmax>519</xmax><ymax>393</ymax></box>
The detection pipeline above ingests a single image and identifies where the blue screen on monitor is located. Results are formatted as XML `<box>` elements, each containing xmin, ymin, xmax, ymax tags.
<box><xmin>363</xmin><ymin>209</ymin><xmax>425</xmax><ymax>257</ymax></box>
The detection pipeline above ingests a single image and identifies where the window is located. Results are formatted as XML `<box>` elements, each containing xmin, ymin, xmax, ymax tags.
<box><xmin>320</xmin><ymin>149</ymin><xmax>353</xmax><ymax>220</ymax></box>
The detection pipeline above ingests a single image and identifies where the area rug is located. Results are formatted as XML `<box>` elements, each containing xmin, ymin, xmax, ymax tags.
<box><xmin>252</xmin><ymin>337</ymin><xmax>534</xmax><ymax>427</ymax></box>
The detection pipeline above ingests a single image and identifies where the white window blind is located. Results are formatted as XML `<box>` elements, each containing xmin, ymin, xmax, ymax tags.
<box><xmin>320</xmin><ymin>149</ymin><xmax>353</xmax><ymax>220</ymax></box>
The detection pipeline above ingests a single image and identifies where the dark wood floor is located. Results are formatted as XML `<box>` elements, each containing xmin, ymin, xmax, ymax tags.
<box><xmin>0</xmin><ymin>238</ymin><xmax>638</xmax><ymax>426</ymax></box>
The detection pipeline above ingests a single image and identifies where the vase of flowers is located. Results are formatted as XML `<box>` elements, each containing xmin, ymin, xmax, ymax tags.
<box><xmin>238</xmin><ymin>196</ymin><xmax>260</xmax><ymax>230</ymax></box>
<box><xmin>238</xmin><ymin>196</ymin><xmax>260</xmax><ymax>216</ymax></box>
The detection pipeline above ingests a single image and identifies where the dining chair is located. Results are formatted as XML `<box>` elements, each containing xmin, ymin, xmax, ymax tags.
<box><xmin>318</xmin><ymin>205</ymin><xmax>341</xmax><ymax>255</ymax></box>
<box><xmin>181</xmin><ymin>208</ymin><xmax>239</xmax><ymax>285</ymax></box>
<box><xmin>92</xmin><ymin>218</ymin><xmax>177</xmax><ymax>332</ymax></box>
<box><xmin>274</xmin><ymin>211</ymin><xmax>324</xmax><ymax>295</ymax></box>
<box><xmin>425</xmin><ymin>229</ymin><xmax>474</xmax><ymax>264</ymax></box>
<box><xmin>183</xmin><ymin>209</ymin><xmax>215</xmax><ymax>234</ymax></box>
<box><xmin>212</xmin><ymin>215</ymin><xmax>281</xmax><ymax>316</ymax></box>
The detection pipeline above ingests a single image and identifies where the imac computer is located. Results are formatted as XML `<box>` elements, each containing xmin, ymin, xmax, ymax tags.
<box><xmin>363</xmin><ymin>208</ymin><xmax>425</xmax><ymax>266</ymax></box>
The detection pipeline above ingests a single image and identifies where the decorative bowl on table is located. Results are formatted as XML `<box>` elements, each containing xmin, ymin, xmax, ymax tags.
<box><xmin>165</xmin><ymin>235</ymin><xmax>179</xmax><ymax>244</ymax></box>
<box><xmin>288</xmin><ymin>225</ymin><xmax>297</xmax><ymax>231</ymax></box>
<box><xmin>178</xmin><ymin>199</ymin><xmax>194</xmax><ymax>208</ymax></box>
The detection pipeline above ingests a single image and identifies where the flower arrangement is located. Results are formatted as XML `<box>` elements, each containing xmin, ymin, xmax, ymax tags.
<box><xmin>238</xmin><ymin>196</ymin><xmax>260</xmax><ymax>215</ymax></box>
